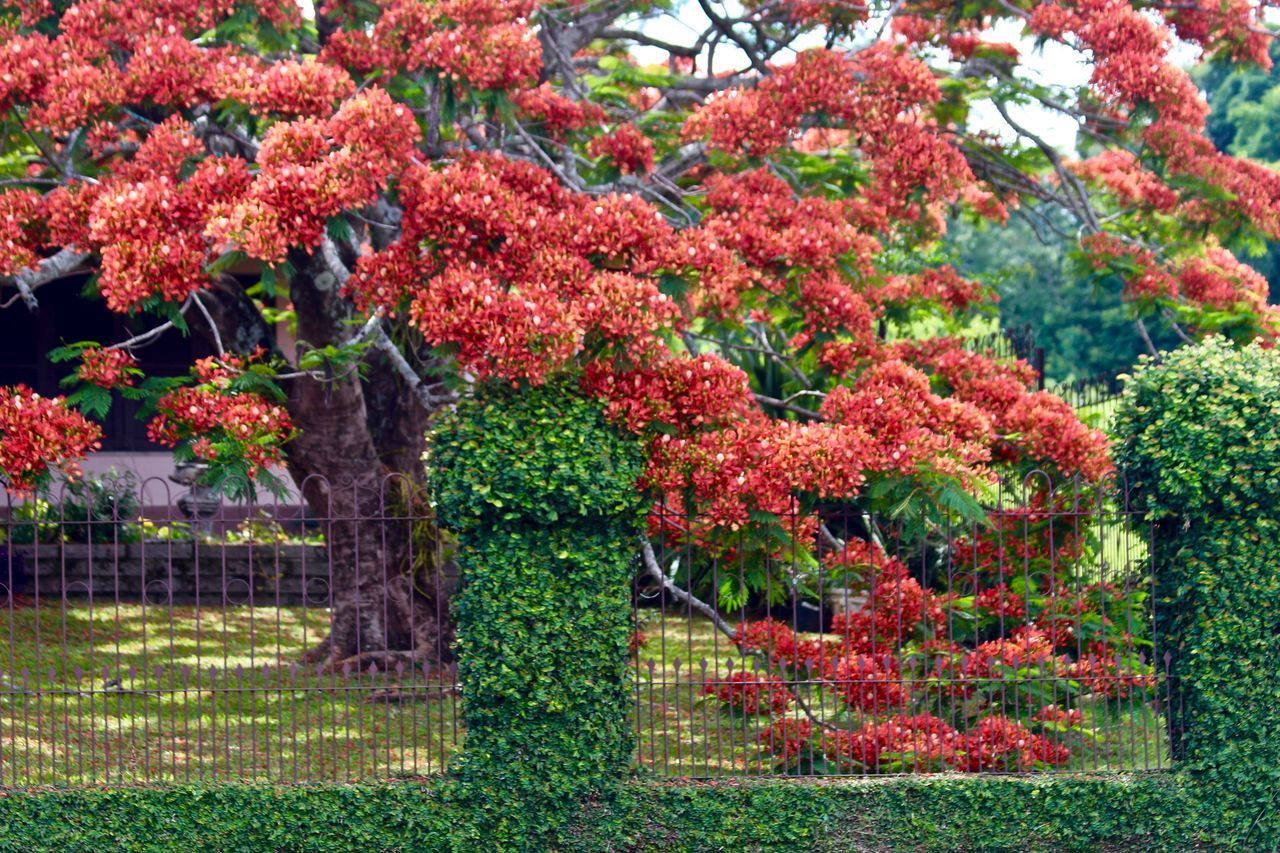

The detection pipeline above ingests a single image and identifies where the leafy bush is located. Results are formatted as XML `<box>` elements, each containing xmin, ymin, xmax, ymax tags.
<box><xmin>430</xmin><ymin>382</ymin><xmax>647</xmax><ymax>849</ymax></box>
<box><xmin>6</xmin><ymin>470</ymin><xmax>140</xmax><ymax>544</ymax></box>
<box><xmin>0</xmin><ymin>777</ymin><xmax>1218</xmax><ymax>852</ymax></box>
<box><xmin>1115</xmin><ymin>336</ymin><xmax>1280</xmax><ymax>842</ymax></box>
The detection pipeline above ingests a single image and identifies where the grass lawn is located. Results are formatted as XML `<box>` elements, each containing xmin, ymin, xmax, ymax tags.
<box><xmin>2</xmin><ymin>603</ymin><xmax>1169</xmax><ymax>786</ymax></box>
<box><xmin>1</xmin><ymin>602</ymin><xmax>459</xmax><ymax>785</ymax></box>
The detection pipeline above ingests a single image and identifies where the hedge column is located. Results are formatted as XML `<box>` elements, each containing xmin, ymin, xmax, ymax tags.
<box><xmin>1115</xmin><ymin>337</ymin><xmax>1280</xmax><ymax>844</ymax></box>
<box><xmin>430</xmin><ymin>383</ymin><xmax>647</xmax><ymax>849</ymax></box>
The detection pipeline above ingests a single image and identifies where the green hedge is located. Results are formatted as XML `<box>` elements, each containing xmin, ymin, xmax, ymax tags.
<box><xmin>0</xmin><ymin>777</ymin><xmax>1216</xmax><ymax>852</ymax></box>
<box><xmin>1114</xmin><ymin>337</ymin><xmax>1280</xmax><ymax>843</ymax></box>
<box><xmin>430</xmin><ymin>383</ymin><xmax>647</xmax><ymax>848</ymax></box>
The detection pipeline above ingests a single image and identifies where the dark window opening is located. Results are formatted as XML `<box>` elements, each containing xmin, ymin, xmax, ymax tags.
<box><xmin>0</xmin><ymin>276</ymin><xmax>215</xmax><ymax>452</ymax></box>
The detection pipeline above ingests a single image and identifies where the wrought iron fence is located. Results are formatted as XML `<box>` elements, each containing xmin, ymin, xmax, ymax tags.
<box><xmin>960</xmin><ymin>324</ymin><xmax>1045</xmax><ymax>390</ymax></box>
<box><xmin>633</xmin><ymin>474</ymin><xmax>1172</xmax><ymax>778</ymax></box>
<box><xmin>1054</xmin><ymin>371</ymin><xmax>1127</xmax><ymax>415</ymax></box>
<box><xmin>1</xmin><ymin>474</ymin><xmax>1171</xmax><ymax>786</ymax></box>
<box><xmin>1</xmin><ymin>475</ymin><xmax>459</xmax><ymax>786</ymax></box>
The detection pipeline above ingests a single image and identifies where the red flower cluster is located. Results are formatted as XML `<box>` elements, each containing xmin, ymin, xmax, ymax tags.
<box><xmin>703</xmin><ymin>670</ymin><xmax>795</xmax><ymax>716</ymax></box>
<box><xmin>962</xmin><ymin>628</ymin><xmax>1064</xmax><ymax>681</ymax></box>
<box><xmin>147</xmin><ymin>356</ymin><xmax>294</xmax><ymax>479</ymax></box>
<box><xmin>77</xmin><ymin>348</ymin><xmax>138</xmax><ymax>388</ymax></box>
<box><xmin>1068</xmin><ymin>643</ymin><xmax>1156</xmax><ymax>698</ymax></box>
<box><xmin>1002</xmin><ymin>393</ymin><xmax>1114</xmax><ymax>482</ymax></box>
<box><xmin>78</xmin><ymin>117</ymin><xmax>252</xmax><ymax>310</ymax></box>
<box><xmin>1070</xmin><ymin>150</ymin><xmax>1179</xmax><ymax>213</ymax></box>
<box><xmin>974</xmin><ymin>584</ymin><xmax>1027</xmax><ymax>621</ymax></box>
<box><xmin>1034</xmin><ymin>705</ymin><xmax>1085</xmax><ymax>728</ymax></box>
<box><xmin>0</xmin><ymin>385</ymin><xmax>101</xmax><ymax>494</ymax></box>
<box><xmin>867</xmin><ymin>267</ymin><xmax>989</xmax><ymax>313</ymax></box>
<box><xmin>512</xmin><ymin>84</ymin><xmax>605</xmax><ymax>135</ymax></box>
<box><xmin>828</xmin><ymin>653</ymin><xmax>906</xmax><ymax>712</ymax></box>
<box><xmin>1080</xmin><ymin>233</ymin><xmax>1177</xmax><ymax>304</ymax></box>
<box><xmin>584</xmin><ymin>355</ymin><xmax>754</xmax><ymax>433</ymax></box>
<box><xmin>1178</xmin><ymin>246</ymin><xmax>1269</xmax><ymax>312</ymax></box>
<box><xmin>319</xmin><ymin>0</ymin><xmax>540</xmax><ymax>90</ymax></box>
<box><xmin>820</xmin><ymin>360</ymin><xmax>993</xmax><ymax>482</ymax></box>
<box><xmin>208</xmin><ymin>87</ymin><xmax>420</xmax><ymax>262</ymax></box>
<box><xmin>829</xmin><ymin>572</ymin><xmax>946</xmax><ymax>653</ymax></box>
<box><xmin>775</xmin><ymin>710</ymin><xmax>1074</xmax><ymax>772</ymax></box>
<box><xmin>225</xmin><ymin>59</ymin><xmax>356</xmax><ymax>118</ymax></box>
<box><xmin>829</xmin><ymin>713</ymin><xmax>958</xmax><ymax>771</ymax></box>
<box><xmin>351</xmin><ymin>154</ymin><xmax>687</xmax><ymax>383</ymax></box>
<box><xmin>0</xmin><ymin>189</ymin><xmax>44</xmax><ymax>276</ymax></box>
<box><xmin>684</xmin><ymin>47</ymin><xmax>979</xmax><ymax>227</ymax></box>
<box><xmin>955</xmin><ymin>715</ymin><xmax>1072</xmax><ymax>771</ymax></box>
<box><xmin>759</xmin><ymin>717</ymin><xmax>814</xmax><ymax>759</ymax></box>
<box><xmin>587</xmin><ymin>124</ymin><xmax>655</xmax><ymax>175</ymax></box>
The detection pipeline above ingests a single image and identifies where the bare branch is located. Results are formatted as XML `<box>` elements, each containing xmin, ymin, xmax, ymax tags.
<box><xmin>696</xmin><ymin>0</ymin><xmax>770</xmax><ymax>75</ymax></box>
<box><xmin>108</xmin><ymin>298</ymin><xmax>194</xmax><ymax>351</ymax></box>
<box><xmin>641</xmin><ymin>536</ymin><xmax>737</xmax><ymax>638</ymax></box>
<box><xmin>360</xmin><ymin>315</ymin><xmax>458</xmax><ymax>411</ymax></box>
<box><xmin>598</xmin><ymin>27</ymin><xmax>700</xmax><ymax>56</ymax></box>
<box><xmin>319</xmin><ymin>235</ymin><xmax>352</xmax><ymax>287</ymax></box>
<box><xmin>1135</xmin><ymin>317</ymin><xmax>1160</xmax><ymax>359</ymax></box>
<box><xmin>640</xmin><ymin>535</ymin><xmax>842</xmax><ymax>736</ymax></box>
<box><xmin>754</xmin><ymin>393</ymin><xmax>823</xmax><ymax>419</ymax></box>
<box><xmin>191</xmin><ymin>292</ymin><xmax>226</xmax><ymax>356</ymax></box>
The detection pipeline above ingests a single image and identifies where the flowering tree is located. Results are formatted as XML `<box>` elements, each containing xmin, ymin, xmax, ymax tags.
<box><xmin>0</xmin><ymin>0</ymin><xmax>1277</xmax><ymax>667</ymax></box>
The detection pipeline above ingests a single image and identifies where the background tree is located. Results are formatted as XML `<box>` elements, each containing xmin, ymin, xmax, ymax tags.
<box><xmin>1195</xmin><ymin>37</ymin><xmax>1280</xmax><ymax>294</ymax></box>
<box><xmin>1</xmin><ymin>0</ymin><xmax>1279</xmax><ymax>666</ymax></box>
<box><xmin>947</xmin><ymin>213</ymin><xmax>1180</xmax><ymax>382</ymax></box>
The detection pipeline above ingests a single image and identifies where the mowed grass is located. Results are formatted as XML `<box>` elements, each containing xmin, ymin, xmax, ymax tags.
<box><xmin>1</xmin><ymin>604</ymin><xmax>1170</xmax><ymax>786</ymax></box>
<box><xmin>1</xmin><ymin>602</ymin><xmax>460</xmax><ymax>785</ymax></box>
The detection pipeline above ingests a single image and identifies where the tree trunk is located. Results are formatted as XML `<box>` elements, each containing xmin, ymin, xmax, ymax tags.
<box><xmin>282</xmin><ymin>251</ymin><xmax>452</xmax><ymax>668</ymax></box>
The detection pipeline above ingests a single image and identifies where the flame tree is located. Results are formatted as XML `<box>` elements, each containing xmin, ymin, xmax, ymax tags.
<box><xmin>0</xmin><ymin>0</ymin><xmax>1277</xmax><ymax>666</ymax></box>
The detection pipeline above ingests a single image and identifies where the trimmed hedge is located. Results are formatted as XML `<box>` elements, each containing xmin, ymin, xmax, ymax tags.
<box><xmin>1114</xmin><ymin>337</ymin><xmax>1280</xmax><ymax>845</ymax></box>
<box><xmin>0</xmin><ymin>776</ymin><xmax>1215</xmax><ymax>852</ymax></box>
<box><xmin>430</xmin><ymin>383</ymin><xmax>648</xmax><ymax>848</ymax></box>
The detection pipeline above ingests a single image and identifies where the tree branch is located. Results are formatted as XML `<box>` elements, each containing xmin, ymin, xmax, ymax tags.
<box><xmin>1</xmin><ymin>248</ymin><xmax>90</xmax><ymax>311</ymax></box>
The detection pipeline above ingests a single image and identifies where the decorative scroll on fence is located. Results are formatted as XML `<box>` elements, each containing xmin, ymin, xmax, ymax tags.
<box><xmin>1</xmin><ymin>474</ymin><xmax>1171</xmax><ymax>785</ymax></box>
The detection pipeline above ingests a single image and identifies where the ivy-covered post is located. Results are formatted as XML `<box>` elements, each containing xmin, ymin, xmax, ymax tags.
<box><xmin>430</xmin><ymin>383</ymin><xmax>647</xmax><ymax>849</ymax></box>
<box><xmin>1114</xmin><ymin>337</ymin><xmax>1280</xmax><ymax>843</ymax></box>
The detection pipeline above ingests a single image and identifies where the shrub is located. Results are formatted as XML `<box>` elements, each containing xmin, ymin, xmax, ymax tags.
<box><xmin>1115</xmin><ymin>336</ymin><xmax>1280</xmax><ymax>844</ymax></box>
<box><xmin>6</xmin><ymin>469</ymin><xmax>140</xmax><ymax>544</ymax></box>
<box><xmin>430</xmin><ymin>382</ymin><xmax>647</xmax><ymax>849</ymax></box>
<box><xmin>0</xmin><ymin>777</ymin><xmax>1217</xmax><ymax>852</ymax></box>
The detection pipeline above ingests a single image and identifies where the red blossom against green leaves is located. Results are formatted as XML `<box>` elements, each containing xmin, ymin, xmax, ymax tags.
<box><xmin>0</xmin><ymin>0</ymin><xmax>1274</xmax><ymax>516</ymax></box>
<box><xmin>0</xmin><ymin>385</ymin><xmax>101</xmax><ymax>494</ymax></box>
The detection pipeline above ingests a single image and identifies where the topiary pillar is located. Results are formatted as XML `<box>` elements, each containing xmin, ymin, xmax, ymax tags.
<box><xmin>430</xmin><ymin>382</ymin><xmax>647</xmax><ymax>849</ymax></box>
<box><xmin>1115</xmin><ymin>337</ymin><xmax>1280</xmax><ymax>843</ymax></box>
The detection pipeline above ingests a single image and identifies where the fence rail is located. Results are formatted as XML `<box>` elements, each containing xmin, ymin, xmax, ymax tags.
<box><xmin>1</xmin><ymin>475</ymin><xmax>1171</xmax><ymax>786</ymax></box>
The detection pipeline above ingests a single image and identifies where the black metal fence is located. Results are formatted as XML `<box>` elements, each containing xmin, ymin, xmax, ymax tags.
<box><xmin>1054</xmin><ymin>371</ymin><xmax>1127</xmax><ymax>413</ymax></box>
<box><xmin>962</xmin><ymin>325</ymin><xmax>1128</xmax><ymax>414</ymax></box>
<box><xmin>961</xmin><ymin>324</ymin><xmax>1045</xmax><ymax>390</ymax></box>
<box><xmin>1</xmin><ymin>475</ymin><xmax>1170</xmax><ymax>786</ymax></box>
